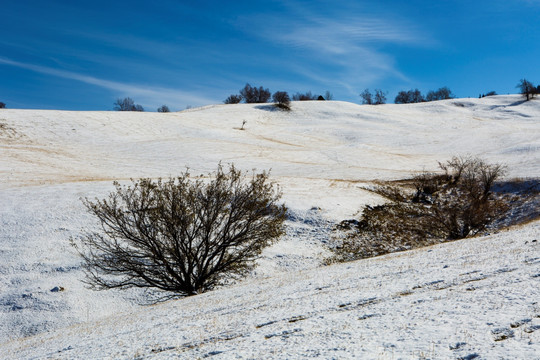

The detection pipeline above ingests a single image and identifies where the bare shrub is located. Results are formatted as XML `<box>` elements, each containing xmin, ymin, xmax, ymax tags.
<box><xmin>114</xmin><ymin>97</ymin><xmax>144</xmax><ymax>111</ymax></box>
<box><xmin>395</xmin><ymin>89</ymin><xmax>424</xmax><ymax>104</ymax></box>
<box><xmin>292</xmin><ymin>91</ymin><xmax>317</xmax><ymax>101</ymax></box>
<box><xmin>373</xmin><ymin>89</ymin><xmax>387</xmax><ymax>105</ymax></box>
<box><xmin>517</xmin><ymin>79</ymin><xmax>537</xmax><ymax>101</ymax></box>
<box><xmin>324</xmin><ymin>91</ymin><xmax>334</xmax><ymax>100</ymax></box>
<box><xmin>72</xmin><ymin>165</ymin><xmax>287</xmax><ymax>297</ymax></box>
<box><xmin>224</xmin><ymin>94</ymin><xmax>242</xmax><ymax>104</ymax></box>
<box><xmin>0</xmin><ymin>102</ymin><xmax>5</xmax><ymax>109</ymax></box>
<box><xmin>360</xmin><ymin>89</ymin><xmax>386</xmax><ymax>105</ymax></box>
<box><xmin>272</xmin><ymin>91</ymin><xmax>291</xmax><ymax>110</ymax></box>
<box><xmin>425</xmin><ymin>87</ymin><xmax>454</xmax><ymax>101</ymax></box>
<box><xmin>157</xmin><ymin>105</ymin><xmax>170</xmax><ymax>113</ymax></box>
<box><xmin>327</xmin><ymin>157</ymin><xmax>511</xmax><ymax>263</ymax></box>
<box><xmin>360</xmin><ymin>89</ymin><xmax>373</xmax><ymax>104</ymax></box>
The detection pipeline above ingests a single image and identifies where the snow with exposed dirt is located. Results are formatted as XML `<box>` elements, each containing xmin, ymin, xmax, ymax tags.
<box><xmin>0</xmin><ymin>96</ymin><xmax>539</xmax><ymax>359</ymax></box>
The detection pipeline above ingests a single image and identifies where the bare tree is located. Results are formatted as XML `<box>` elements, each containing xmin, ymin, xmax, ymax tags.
<box><xmin>373</xmin><ymin>89</ymin><xmax>387</xmax><ymax>105</ymax></box>
<box><xmin>240</xmin><ymin>83</ymin><xmax>271</xmax><ymax>103</ymax></box>
<box><xmin>360</xmin><ymin>89</ymin><xmax>373</xmax><ymax>104</ymax></box>
<box><xmin>292</xmin><ymin>91</ymin><xmax>317</xmax><ymax>101</ymax></box>
<box><xmin>272</xmin><ymin>91</ymin><xmax>291</xmax><ymax>110</ymax></box>
<box><xmin>157</xmin><ymin>105</ymin><xmax>170</xmax><ymax>113</ymax></box>
<box><xmin>72</xmin><ymin>165</ymin><xmax>287</xmax><ymax>297</ymax></box>
<box><xmin>224</xmin><ymin>94</ymin><xmax>242</xmax><ymax>104</ymax></box>
<box><xmin>114</xmin><ymin>97</ymin><xmax>144</xmax><ymax>111</ymax></box>
<box><xmin>324</xmin><ymin>90</ymin><xmax>334</xmax><ymax>100</ymax></box>
<box><xmin>425</xmin><ymin>87</ymin><xmax>454</xmax><ymax>102</ymax></box>
<box><xmin>517</xmin><ymin>79</ymin><xmax>537</xmax><ymax>101</ymax></box>
<box><xmin>395</xmin><ymin>89</ymin><xmax>424</xmax><ymax>104</ymax></box>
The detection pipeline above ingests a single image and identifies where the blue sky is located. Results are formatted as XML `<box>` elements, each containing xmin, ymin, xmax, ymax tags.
<box><xmin>2</xmin><ymin>0</ymin><xmax>540</xmax><ymax>111</ymax></box>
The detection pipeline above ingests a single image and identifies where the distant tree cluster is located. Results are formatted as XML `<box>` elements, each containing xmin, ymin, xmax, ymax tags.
<box><xmin>0</xmin><ymin>102</ymin><xmax>5</xmax><ymax>109</ymax></box>
<box><xmin>224</xmin><ymin>84</ymin><xmax>331</xmax><ymax>107</ymax></box>
<box><xmin>292</xmin><ymin>91</ymin><xmax>317</xmax><ymax>101</ymax></box>
<box><xmin>157</xmin><ymin>105</ymin><xmax>170</xmax><ymax>113</ymax></box>
<box><xmin>360</xmin><ymin>89</ymin><xmax>387</xmax><ymax>105</ymax></box>
<box><xmin>425</xmin><ymin>87</ymin><xmax>454</xmax><ymax>101</ymax></box>
<box><xmin>239</xmin><ymin>84</ymin><xmax>271</xmax><ymax>103</ymax></box>
<box><xmin>394</xmin><ymin>89</ymin><xmax>424</xmax><ymax>104</ymax></box>
<box><xmin>394</xmin><ymin>87</ymin><xmax>454</xmax><ymax>104</ymax></box>
<box><xmin>114</xmin><ymin>97</ymin><xmax>144</xmax><ymax>111</ymax></box>
<box><xmin>517</xmin><ymin>79</ymin><xmax>538</xmax><ymax>101</ymax></box>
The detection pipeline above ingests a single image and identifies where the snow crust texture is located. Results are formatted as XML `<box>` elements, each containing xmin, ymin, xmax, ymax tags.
<box><xmin>0</xmin><ymin>96</ymin><xmax>539</xmax><ymax>358</ymax></box>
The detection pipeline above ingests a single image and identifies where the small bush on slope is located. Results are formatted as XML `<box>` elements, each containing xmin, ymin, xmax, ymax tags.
<box><xmin>292</xmin><ymin>91</ymin><xmax>317</xmax><ymax>101</ymax></box>
<box><xmin>157</xmin><ymin>105</ymin><xmax>170</xmax><ymax>112</ymax></box>
<box><xmin>272</xmin><ymin>91</ymin><xmax>291</xmax><ymax>111</ymax></box>
<box><xmin>224</xmin><ymin>94</ymin><xmax>242</xmax><ymax>104</ymax></box>
<box><xmin>114</xmin><ymin>97</ymin><xmax>144</xmax><ymax>111</ymax></box>
<box><xmin>327</xmin><ymin>157</ymin><xmax>518</xmax><ymax>263</ymax></box>
<box><xmin>72</xmin><ymin>165</ymin><xmax>287</xmax><ymax>298</ymax></box>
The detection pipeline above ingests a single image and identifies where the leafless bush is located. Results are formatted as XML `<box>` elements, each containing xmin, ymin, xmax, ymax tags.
<box><xmin>114</xmin><ymin>97</ymin><xmax>144</xmax><ymax>111</ymax></box>
<box><xmin>324</xmin><ymin>91</ymin><xmax>334</xmax><ymax>100</ymax></box>
<box><xmin>516</xmin><ymin>79</ymin><xmax>537</xmax><ymax>101</ymax></box>
<box><xmin>272</xmin><ymin>91</ymin><xmax>291</xmax><ymax>110</ymax></box>
<box><xmin>224</xmin><ymin>94</ymin><xmax>242</xmax><ymax>104</ymax></box>
<box><xmin>425</xmin><ymin>87</ymin><xmax>454</xmax><ymax>101</ymax></box>
<box><xmin>327</xmin><ymin>157</ymin><xmax>513</xmax><ymax>263</ymax></box>
<box><xmin>395</xmin><ymin>89</ymin><xmax>424</xmax><ymax>104</ymax></box>
<box><xmin>157</xmin><ymin>105</ymin><xmax>170</xmax><ymax>112</ymax></box>
<box><xmin>292</xmin><ymin>91</ymin><xmax>317</xmax><ymax>101</ymax></box>
<box><xmin>360</xmin><ymin>89</ymin><xmax>386</xmax><ymax>105</ymax></box>
<box><xmin>72</xmin><ymin>165</ymin><xmax>287</xmax><ymax>297</ymax></box>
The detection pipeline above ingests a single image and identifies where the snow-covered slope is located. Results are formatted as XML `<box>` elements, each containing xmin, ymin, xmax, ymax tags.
<box><xmin>2</xmin><ymin>221</ymin><xmax>540</xmax><ymax>359</ymax></box>
<box><xmin>1</xmin><ymin>96</ymin><xmax>539</xmax><ymax>189</ymax></box>
<box><xmin>0</xmin><ymin>96</ymin><xmax>539</xmax><ymax>358</ymax></box>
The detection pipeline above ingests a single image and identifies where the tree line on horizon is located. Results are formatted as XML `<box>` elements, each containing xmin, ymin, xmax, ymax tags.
<box><xmin>4</xmin><ymin>79</ymin><xmax>535</xmax><ymax>112</ymax></box>
<box><xmin>224</xmin><ymin>83</ymin><xmax>333</xmax><ymax>106</ymax></box>
<box><xmin>221</xmin><ymin>78</ymin><xmax>539</xmax><ymax>107</ymax></box>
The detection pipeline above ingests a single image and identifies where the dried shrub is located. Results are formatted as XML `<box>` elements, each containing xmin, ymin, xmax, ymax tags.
<box><xmin>327</xmin><ymin>157</ymin><xmax>514</xmax><ymax>263</ymax></box>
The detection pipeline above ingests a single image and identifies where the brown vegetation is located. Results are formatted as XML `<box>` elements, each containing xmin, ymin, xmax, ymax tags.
<box><xmin>327</xmin><ymin>157</ymin><xmax>530</xmax><ymax>263</ymax></box>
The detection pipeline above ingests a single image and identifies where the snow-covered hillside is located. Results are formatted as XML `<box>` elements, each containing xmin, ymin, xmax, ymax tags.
<box><xmin>0</xmin><ymin>96</ymin><xmax>539</xmax><ymax>358</ymax></box>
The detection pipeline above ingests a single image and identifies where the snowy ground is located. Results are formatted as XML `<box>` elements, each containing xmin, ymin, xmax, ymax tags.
<box><xmin>0</xmin><ymin>96</ymin><xmax>539</xmax><ymax>358</ymax></box>
<box><xmin>2</xmin><ymin>221</ymin><xmax>540</xmax><ymax>359</ymax></box>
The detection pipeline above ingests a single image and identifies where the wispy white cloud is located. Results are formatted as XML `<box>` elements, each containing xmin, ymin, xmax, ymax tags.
<box><xmin>278</xmin><ymin>17</ymin><xmax>423</xmax><ymax>53</ymax></box>
<box><xmin>237</xmin><ymin>6</ymin><xmax>428</xmax><ymax>96</ymax></box>
<box><xmin>0</xmin><ymin>57</ymin><xmax>215</xmax><ymax>110</ymax></box>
